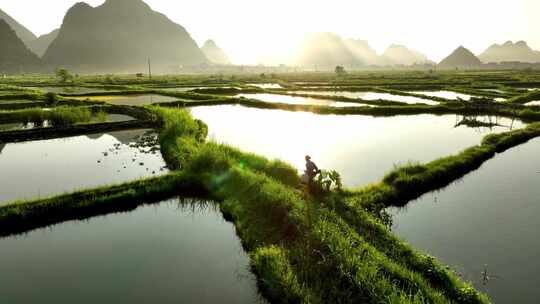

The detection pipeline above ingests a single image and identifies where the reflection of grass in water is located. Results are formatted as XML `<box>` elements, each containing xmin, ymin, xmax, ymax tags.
<box><xmin>174</xmin><ymin>197</ymin><xmax>219</xmax><ymax>215</ymax></box>
<box><xmin>4</xmin><ymin>107</ymin><xmax>119</xmax><ymax>128</ymax></box>
<box><xmin>0</xmin><ymin>106</ymin><xmax>505</xmax><ymax>304</ymax></box>
<box><xmin>73</xmin><ymin>95</ymin><xmax>142</xmax><ymax>102</ymax></box>
<box><xmin>10</xmin><ymin>73</ymin><xmax>540</xmax><ymax>303</ymax></box>
<box><xmin>130</xmin><ymin>131</ymin><xmax>161</xmax><ymax>154</ymax></box>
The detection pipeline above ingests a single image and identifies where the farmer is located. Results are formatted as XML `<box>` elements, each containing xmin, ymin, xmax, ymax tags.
<box><xmin>304</xmin><ymin>155</ymin><xmax>321</xmax><ymax>183</ymax></box>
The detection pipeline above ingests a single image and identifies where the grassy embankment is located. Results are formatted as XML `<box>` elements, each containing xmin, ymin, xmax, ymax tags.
<box><xmin>0</xmin><ymin>105</ymin><xmax>155</xmax><ymax>142</ymax></box>
<box><xmin>508</xmin><ymin>90</ymin><xmax>540</xmax><ymax>104</ymax></box>
<box><xmin>146</xmin><ymin>107</ymin><xmax>496</xmax><ymax>303</ymax></box>
<box><xmin>0</xmin><ymin>106</ymin><xmax>498</xmax><ymax>303</ymax></box>
<box><xmin>155</xmin><ymin>93</ymin><xmax>540</xmax><ymax>123</ymax></box>
<box><xmin>2</xmin><ymin>73</ymin><xmax>540</xmax><ymax>302</ymax></box>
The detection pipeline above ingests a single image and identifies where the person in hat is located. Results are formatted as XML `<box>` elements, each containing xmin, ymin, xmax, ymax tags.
<box><xmin>304</xmin><ymin>155</ymin><xmax>321</xmax><ymax>183</ymax></box>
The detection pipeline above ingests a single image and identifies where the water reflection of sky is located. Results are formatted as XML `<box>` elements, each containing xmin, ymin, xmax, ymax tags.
<box><xmin>191</xmin><ymin>105</ymin><xmax>523</xmax><ymax>187</ymax></box>
<box><xmin>0</xmin><ymin>129</ymin><xmax>167</xmax><ymax>205</ymax></box>
<box><xmin>237</xmin><ymin>93</ymin><xmax>364</xmax><ymax>107</ymax></box>
<box><xmin>389</xmin><ymin>138</ymin><xmax>540</xmax><ymax>303</ymax></box>
<box><xmin>73</xmin><ymin>94</ymin><xmax>179</xmax><ymax>105</ymax></box>
<box><xmin>291</xmin><ymin>91</ymin><xmax>438</xmax><ymax>105</ymax></box>
<box><xmin>0</xmin><ymin>199</ymin><xmax>265</xmax><ymax>304</ymax></box>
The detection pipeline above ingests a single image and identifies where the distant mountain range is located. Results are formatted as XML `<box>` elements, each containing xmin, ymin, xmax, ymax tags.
<box><xmin>291</xmin><ymin>32</ymin><xmax>432</xmax><ymax>68</ymax></box>
<box><xmin>0</xmin><ymin>19</ymin><xmax>43</xmax><ymax>73</ymax></box>
<box><xmin>201</xmin><ymin>40</ymin><xmax>230</xmax><ymax>65</ymax></box>
<box><xmin>479</xmin><ymin>41</ymin><xmax>540</xmax><ymax>63</ymax></box>
<box><xmin>436</xmin><ymin>42</ymin><xmax>540</xmax><ymax>69</ymax></box>
<box><xmin>343</xmin><ymin>39</ymin><xmax>381</xmax><ymax>65</ymax></box>
<box><xmin>28</xmin><ymin>29</ymin><xmax>59</xmax><ymax>57</ymax></box>
<box><xmin>381</xmin><ymin>44</ymin><xmax>432</xmax><ymax>66</ymax></box>
<box><xmin>0</xmin><ymin>8</ymin><xmax>36</xmax><ymax>43</ymax></box>
<box><xmin>42</xmin><ymin>0</ymin><xmax>207</xmax><ymax>73</ymax></box>
<box><xmin>2</xmin><ymin>1</ymin><xmax>540</xmax><ymax>73</ymax></box>
<box><xmin>438</xmin><ymin>46</ymin><xmax>482</xmax><ymax>69</ymax></box>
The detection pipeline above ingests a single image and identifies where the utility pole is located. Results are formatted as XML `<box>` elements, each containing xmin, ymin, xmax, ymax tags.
<box><xmin>148</xmin><ymin>58</ymin><xmax>152</xmax><ymax>80</ymax></box>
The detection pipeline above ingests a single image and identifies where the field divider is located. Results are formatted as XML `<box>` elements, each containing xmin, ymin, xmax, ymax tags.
<box><xmin>0</xmin><ymin>172</ymin><xmax>207</xmax><ymax>237</ymax></box>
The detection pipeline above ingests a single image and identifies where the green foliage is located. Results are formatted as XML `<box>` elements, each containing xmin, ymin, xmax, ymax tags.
<box><xmin>0</xmin><ymin>106</ymin><xmax>126</xmax><ymax>129</ymax></box>
<box><xmin>22</xmin><ymin>108</ymin><xmax>46</xmax><ymax>127</ymax></box>
<box><xmin>55</xmin><ymin>68</ymin><xmax>74</xmax><ymax>83</ymax></box>
<box><xmin>508</xmin><ymin>90</ymin><xmax>540</xmax><ymax>104</ymax></box>
<box><xmin>48</xmin><ymin>107</ymin><xmax>93</xmax><ymax>127</ymax></box>
<box><xmin>44</xmin><ymin>92</ymin><xmax>59</xmax><ymax>106</ymax></box>
<box><xmin>335</xmin><ymin>65</ymin><xmax>346</xmax><ymax>76</ymax></box>
<box><xmin>11</xmin><ymin>74</ymin><xmax>540</xmax><ymax>303</ymax></box>
<box><xmin>0</xmin><ymin>172</ymin><xmax>203</xmax><ymax>237</ymax></box>
<box><xmin>149</xmin><ymin>106</ymin><xmax>208</xmax><ymax>170</ymax></box>
<box><xmin>189</xmin><ymin>142</ymin><xmax>300</xmax><ymax>189</ymax></box>
<box><xmin>93</xmin><ymin>110</ymin><xmax>108</xmax><ymax>123</ymax></box>
<box><xmin>251</xmin><ymin>246</ymin><xmax>317</xmax><ymax>303</ymax></box>
<box><xmin>314</xmin><ymin>170</ymin><xmax>342</xmax><ymax>192</ymax></box>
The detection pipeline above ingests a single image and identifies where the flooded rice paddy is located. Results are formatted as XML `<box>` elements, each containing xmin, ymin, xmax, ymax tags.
<box><xmin>0</xmin><ymin>129</ymin><xmax>167</xmax><ymax>205</ymax></box>
<box><xmin>0</xmin><ymin>122</ymin><xmax>27</xmax><ymax>131</ymax></box>
<box><xmin>190</xmin><ymin>105</ymin><xmax>523</xmax><ymax>187</ymax></box>
<box><xmin>157</xmin><ymin>87</ymin><xmax>239</xmax><ymax>92</ymax></box>
<box><xmin>525</xmin><ymin>100</ymin><xmax>540</xmax><ymax>106</ymax></box>
<box><xmin>412</xmin><ymin>90</ymin><xmax>507</xmax><ymax>102</ymax></box>
<box><xmin>237</xmin><ymin>93</ymin><xmax>364</xmax><ymax>107</ymax></box>
<box><xmin>412</xmin><ymin>90</ymin><xmax>475</xmax><ymax>100</ymax></box>
<box><xmin>73</xmin><ymin>94</ymin><xmax>179</xmax><ymax>106</ymax></box>
<box><xmin>389</xmin><ymin>137</ymin><xmax>540</xmax><ymax>303</ymax></box>
<box><xmin>0</xmin><ymin>114</ymin><xmax>134</xmax><ymax>132</ymax></box>
<box><xmin>247</xmin><ymin>83</ymin><xmax>283</xmax><ymax>89</ymax></box>
<box><xmin>24</xmin><ymin>86</ymin><xmax>115</xmax><ymax>94</ymax></box>
<box><xmin>0</xmin><ymin>99</ymin><xmax>37</xmax><ymax>105</ymax></box>
<box><xmin>0</xmin><ymin>198</ymin><xmax>263</xmax><ymax>304</ymax></box>
<box><xmin>289</xmin><ymin>91</ymin><xmax>438</xmax><ymax>105</ymax></box>
<box><xmin>480</xmin><ymin>89</ymin><xmax>507</xmax><ymax>94</ymax></box>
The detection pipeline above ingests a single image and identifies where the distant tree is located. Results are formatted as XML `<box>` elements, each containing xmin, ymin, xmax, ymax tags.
<box><xmin>335</xmin><ymin>65</ymin><xmax>346</xmax><ymax>76</ymax></box>
<box><xmin>55</xmin><ymin>68</ymin><xmax>73</xmax><ymax>83</ymax></box>
<box><xmin>44</xmin><ymin>92</ymin><xmax>59</xmax><ymax>106</ymax></box>
<box><xmin>104</xmin><ymin>74</ymin><xmax>115</xmax><ymax>84</ymax></box>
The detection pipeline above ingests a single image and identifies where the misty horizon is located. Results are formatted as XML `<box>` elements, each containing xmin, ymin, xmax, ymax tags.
<box><xmin>0</xmin><ymin>0</ymin><xmax>539</xmax><ymax>64</ymax></box>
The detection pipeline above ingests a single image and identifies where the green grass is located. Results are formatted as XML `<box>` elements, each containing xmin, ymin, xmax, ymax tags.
<box><xmin>0</xmin><ymin>107</ymin><xmax>96</xmax><ymax>126</ymax></box>
<box><xmin>155</xmin><ymin>92</ymin><xmax>540</xmax><ymax>124</ymax></box>
<box><xmin>0</xmin><ymin>172</ymin><xmax>206</xmax><ymax>237</ymax></box>
<box><xmin>5</xmin><ymin>72</ymin><xmax>540</xmax><ymax>303</ymax></box>
<box><xmin>0</xmin><ymin>104</ymin><xmax>495</xmax><ymax>303</ymax></box>
<box><xmin>0</xmin><ymin>105</ymin><xmax>157</xmax><ymax>142</ymax></box>
<box><xmin>508</xmin><ymin>90</ymin><xmax>540</xmax><ymax>104</ymax></box>
<box><xmin>153</xmin><ymin>108</ymin><xmax>494</xmax><ymax>303</ymax></box>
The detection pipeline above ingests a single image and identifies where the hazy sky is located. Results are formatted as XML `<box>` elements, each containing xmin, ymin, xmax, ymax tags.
<box><xmin>1</xmin><ymin>0</ymin><xmax>539</xmax><ymax>64</ymax></box>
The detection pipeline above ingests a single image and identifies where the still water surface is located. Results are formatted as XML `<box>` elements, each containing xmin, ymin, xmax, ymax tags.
<box><xmin>291</xmin><ymin>91</ymin><xmax>438</xmax><ymax>105</ymax></box>
<box><xmin>74</xmin><ymin>94</ymin><xmax>179</xmax><ymax>105</ymax></box>
<box><xmin>0</xmin><ymin>129</ymin><xmax>166</xmax><ymax>204</ymax></box>
<box><xmin>0</xmin><ymin>114</ymin><xmax>134</xmax><ymax>132</ymax></box>
<box><xmin>24</xmin><ymin>86</ymin><xmax>113</xmax><ymax>94</ymax></box>
<box><xmin>237</xmin><ymin>93</ymin><xmax>363</xmax><ymax>107</ymax></box>
<box><xmin>0</xmin><ymin>198</ymin><xmax>264</xmax><ymax>304</ymax></box>
<box><xmin>247</xmin><ymin>83</ymin><xmax>283</xmax><ymax>89</ymax></box>
<box><xmin>412</xmin><ymin>90</ymin><xmax>475</xmax><ymax>100</ymax></box>
<box><xmin>389</xmin><ymin>137</ymin><xmax>540</xmax><ymax>303</ymax></box>
<box><xmin>525</xmin><ymin>100</ymin><xmax>540</xmax><ymax>106</ymax></box>
<box><xmin>191</xmin><ymin>105</ymin><xmax>523</xmax><ymax>187</ymax></box>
